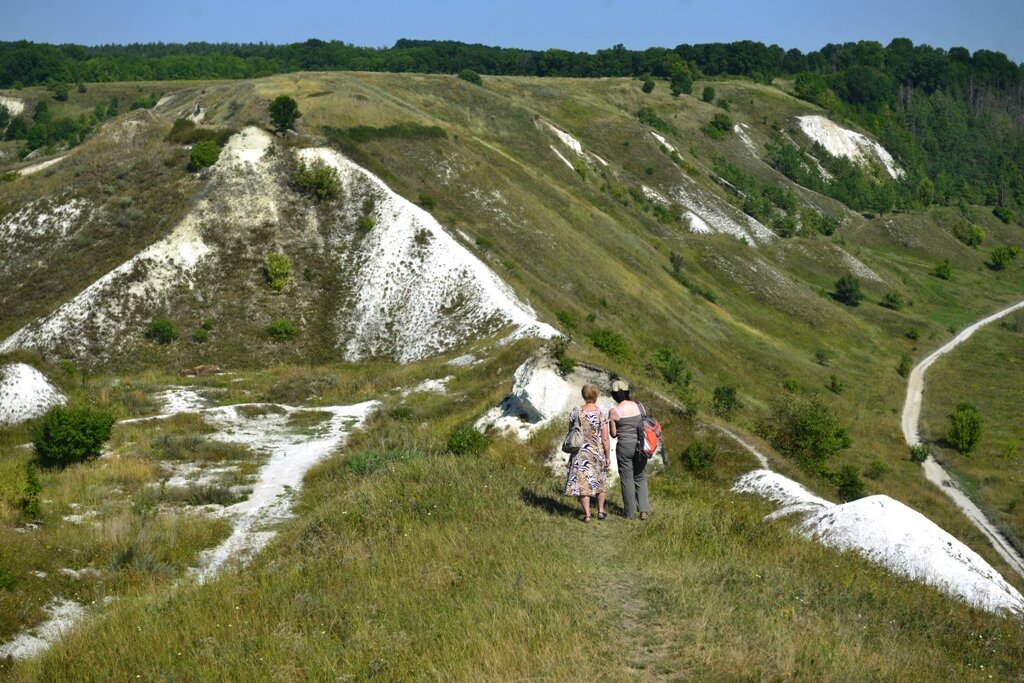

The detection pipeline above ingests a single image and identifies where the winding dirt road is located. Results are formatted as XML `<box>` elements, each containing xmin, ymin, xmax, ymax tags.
<box><xmin>901</xmin><ymin>299</ymin><xmax>1024</xmax><ymax>578</ymax></box>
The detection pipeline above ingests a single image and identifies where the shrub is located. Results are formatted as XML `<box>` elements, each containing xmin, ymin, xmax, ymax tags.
<box><xmin>834</xmin><ymin>464</ymin><xmax>866</xmax><ymax>501</ymax></box>
<box><xmin>588</xmin><ymin>329</ymin><xmax>629</xmax><ymax>361</ymax></box>
<box><xmin>264</xmin><ymin>252</ymin><xmax>292</xmax><ymax>291</ymax></box>
<box><xmin>636</xmin><ymin>106</ymin><xmax>677</xmax><ymax>135</ymax></box>
<box><xmin>187</xmin><ymin>141</ymin><xmax>220</xmax><ymax>171</ymax></box>
<box><xmin>552</xmin><ymin>335</ymin><xmax>575</xmax><ymax>374</ymax></box>
<box><xmin>906</xmin><ymin>328</ymin><xmax>920</xmax><ymax>341</ymax></box>
<box><xmin>20</xmin><ymin>462</ymin><xmax>41</xmax><ymax>517</ymax></box>
<box><xmin>864</xmin><ymin>459</ymin><xmax>890</xmax><ymax>480</ymax></box>
<box><xmin>447</xmin><ymin>426</ymin><xmax>488</xmax><ymax>456</ymax></box>
<box><xmin>555</xmin><ymin>310</ymin><xmax>578</xmax><ymax>331</ymax></box>
<box><xmin>909</xmin><ymin>443</ymin><xmax>931</xmax><ymax>463</ymax></box>
<box><xmin>932</xmin><ymin>258</ymin><xmax>952</xmax><ymax>280</ymax></box>
<box><xmin>990</xmin><ymin>245</ymin><xmax>1020</xmax><ymax>271</ymax></box>
<box><xmin>269</xmin><ymin>95</ymin><xmax>301</xmax><ymax>133</ymax></box>
<box><xmin>827</xmin><ymin>374</ymin><xmax>844</xmax><ymax>394</ymax></box>
<box><xmin>32</xmin><ymin>405</ymin><xmax>115</xmax><ymax>467</ymax></box>
<box><xmin>268</xmin><ymin>318</ymin><xmax>297</xmax><ymax>341</ymax></box>
<box><xmin>993</xmin><ymin>206</ymin><xmax>1015</xmax><ymax>223</ymax></box>
<box><xmin>879</xmin><ymin>291</ymin><xmax>903</xmax><ymax>310</ymax></box>
<box><xmin>457</xmin><ymin>69</ymin><xmax>482</xmax><ymax>85</ymax></box>
<box><xmin>291</xmin><ymin>159</ymin><xmax>340</xmax><ymax>201</ymax></box>
<box><xmin>701</xmin><ymin>86</ymin><xmax>715</xmax><ymax>103</ymax></box>
<box><xmin>833</xmin><ymin>274</ymin><xmax>863</xmax><ymax>306</ymax></box>
<box><xmin>952</xmin><ymin>220</ymin><xmax>985</xmax><ymax>247</ymax></box>
<box><xmin>710</xmin><ymin>113</ymin><xmax>733</xmax><ymax>132</ymax></box>
<box><xmin>144</xmin><ymin>318</ymin><xmax>179</xmax><ymax>344</ymax></box>
<box><xmin>760</xmin><ymin>395</ymin><xmax>851</xmax><ymax>471</ymax></box>
<box><xmin>947</xmin><ymin>402</ymin><xmax>982</xmax><ymax>455</ymax></box>
<box><xmin>683</xmin><ymin>439</ymin><xmax>717</xmax><ymax>475</ymax></box>
<box><xmin>418</xmin><ymin>193</ymin><xmax>436</xmax><ymax>210</ymax></box>
<box><xmin>897</xmin><ymin>352</ymin><xmax>912</xmax><ymax>378</ymax></box>
<box><xmin>712</xmin><ymin>385</ymin><xmax>742</xmax><ymax>418</ymax></box>
<box><xmin>641</xmin><ymin>77</ymin><xmax>655</xmax><ymax>93</ymax></box>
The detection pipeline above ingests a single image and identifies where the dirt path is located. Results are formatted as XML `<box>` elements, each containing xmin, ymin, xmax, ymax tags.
<box><xmin>900</xmin><ymin>299</ymin><xmax>1024</xmax><ymax>578</ymax></box>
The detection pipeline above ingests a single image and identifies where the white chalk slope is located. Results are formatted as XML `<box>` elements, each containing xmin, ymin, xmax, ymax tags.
<box><xmin>298</xmin><ymin>147</ymin><xmax>557</xmax><ymax>362</ymax></box>
<box><xmin>734</xmin><ymin>469</ymin><xmax>1024</xmax><ymax>615</ymax></box>
<box><xmin>0</xmin><ymin>363</ymin><xmax>66</xmax><ymax>425</ymax></box>
<box><xmin>798</xmin><ymin>115</ymin><xmax>903</xmax><ymax>179</ymax></box>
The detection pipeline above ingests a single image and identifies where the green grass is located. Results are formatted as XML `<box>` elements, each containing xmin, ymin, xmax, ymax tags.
<box><xmin>6</xmin><ymin>367</ymin><xmax>1024</xmax><ymax>680</ymax></box>
<box><xmin>920</xmin><ymin>309</ymin><xmax>1024</xmax><ymax>551</ymax></box>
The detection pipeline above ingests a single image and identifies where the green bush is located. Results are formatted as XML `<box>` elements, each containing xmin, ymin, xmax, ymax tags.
<box><xmin>641</xmin><ymin>77</ymin><xmax>655</xmax><ymax>94</ymax></box>
<box><xmin>268</xmin><ymin>318</ymin><xmax>297</xmax><ymax>341</ymax></box>
<box><xmin>760</xmin><ymin>396</ymin><xmax>851</xmax><ymax>471</ymax></box>
<box><xmin>827</xmin><ymin>374</ymin><xmax>844</xmax><ymax>394</ymax></box>
<box><xmin>291</xmin><ymin>159</ymin><xmax>340</xmax><ymax>201</ymax></box>
<box><xmin>932</xmin><ymin>258</ymin><xmax>953</xmax><ymax>280</ymax></box>
<box><xmin>269</xmin><ymin>95</ymin><xmax>301</xmax><ymax>133</ymax></box>
<box><xmin>20</xmin><ymin>462</ymin><xmax>41</xmax><ymax>517</ymax></box>
<box><xmin>990</xmin><ymin>245</ymin><xmax>1020</xmax><ymax>271</ymax></box>
<box><xmin>457</xmin><ymin>69</ymin><xmax>482</xmax><ymax>85</ymax></box>
<box><xmin>909</xmin><ymin>443</ymin><xmax>931</xmax><ymax>463</ymax></box>
<box><xmin>864</xmin><ymin>459</ymin><xmax>890</xmax><ymax>480</ymax></box>
<box><xmin>710</xmin><ymin>113</ymin><xmax>733</xmax><ymax>132</ymax></box>
<box><xmin>187</xmin><ymin>141</ymin><xmax>220</xmax><ymax>171</ymax></box>
<box><xmin>446</xmin><ymin>426</ymin><xmax>488</xmax><ymax>456</ymax></box>
<box><xmin>834</xmin><ymin>464</ymin><xmax>866</xmax><ymax>501</ymax></box>
<box><xmin>897</xmin><ymin>353</ymin><xmax>912</xmax><ymax>378</ymax></box>
<box><xmin>32</xmin><ymin>405</ymin><xmax>116</xmax><ymax>467</ymax></box>
<box><xmin>833</xmin><ymin>273</ymin><xmax>863</xmax><ymax>306</ymax></box>
<box><xmin>952</xmin><ymin>221</ymin><xmax>985</xmax><ymax>247</ymax></box>
<box><xmin>588</xmin><ymin>328</ymin><xmax>629</xmax><ymax>361</ymax></box>
<box><xmin>712</xmin><ymin>384</ymin><xmax>742</xmax><ymax>418</ymax></box>
<box><xmin>879</xmin><ymin>291</ymin><xmax>903</xmax><ymax>310</ymax></box>
<box><xmin>636</xmin><ymin>106</ymin><xmax>677</xmax><ymax>135</ymax></box>
<box><xmin>701</xmin><ymin>86</ymin><xmax>715</xmax><ymax>103</ymax></box>
<box><xmin>947</xmin><ymin>402</ymin><xmax>982</xmax><ymax>455</ymax></box>
<box><xmin>418</xmin><ymin>193</ymin><xmax>436</xmax><ymax>210</ymax></box>
<box><xmin>993</xmin><ymin>206</ymin><xmax>1015</xmax><ymax>224</ymax></box>
<box><xmin>264</xmin><ymin>252</ymin><xmax>292</xmax><ymax>291</ymax></box>
<box><xmin>683</xmin><ymin>439</ymin><xmax>717</xmax><ymax>475</ymax></box>
<box><xmin>144</xmin><ymin>318</ymin><xmax>179</xmax><ymax>344</ymax></box>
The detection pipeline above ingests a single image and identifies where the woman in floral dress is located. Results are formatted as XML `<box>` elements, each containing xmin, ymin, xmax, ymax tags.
<box><xmin>564</xmin><ymin>383</ymin><xmax>611</xmax><ymax>522</ymax></box>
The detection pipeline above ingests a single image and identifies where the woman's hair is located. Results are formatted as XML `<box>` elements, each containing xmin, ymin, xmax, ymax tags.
<box><xmin>611</xmin><ymin>389</ymin><xmax>630</xmax><ymax>403</ymax></box>
<box><xmin>581</xmin><ymin>383</ymin><xmax>599</xmax><ymax>403</ymax></box>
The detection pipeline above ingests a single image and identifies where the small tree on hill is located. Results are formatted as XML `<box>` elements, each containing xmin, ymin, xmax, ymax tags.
<box><xmin>269</xmin><ymin>95</ymin><xmax>301</xmax><ymax>133</ymax></box>
<box><xmin>702</xmin><ymin>86</ymin><xmax>715</xmax><ymax>103</ymax></box>
<box><xmin>457</xmin><ymin>69</ymin><xmax>482</xmax><ymax>85</ymax></box>
<box><xmin>947</xmin><ymin>403</ymin><xmax>982</xmax><ymax>455</ymax></box>
<box><xmin>33</xmin><ymin>405</ymin><xmax>115</xmax><ymax>467</ymax></box>
<box><xmin>760</xmin><ymin>395</ymin><xmax>851</xmax><ymax>471</ymax></box>
<box><xmin>833</xmin><ymin>274</ymin><xmax>864</xmax><ymax>306</ymax></box>
<box><xmin>188</xmin><ymin>141</ymin><xmax>220</xmax><ymax>171</ymax></box>
<box><xmin>641</xmin><ymin>76</ymin><xmax>655</xmax><ymax>93</ymax></box>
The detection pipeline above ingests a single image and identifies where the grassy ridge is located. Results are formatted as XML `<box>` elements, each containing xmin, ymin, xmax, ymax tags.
<box><xmin>7</xmin><ymin>352</ymin><xmax>1024</xmax><ymax>680</ymax></box>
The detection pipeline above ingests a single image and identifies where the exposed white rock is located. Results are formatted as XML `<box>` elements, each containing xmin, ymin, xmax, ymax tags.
<box><xmin>684</xmin><ymin>211</ymin><xmax>713</xmax><ymax>235</ymax></box>
<box><xmin>0</xmin><ymin>94</ymin><xmax>26</xmax><ymax>117</ymax></box>
<box><xmin>549</xmin><ymin>145</ymin><xmax>575</xmax><ymax>170</ymax></box>
<box><xmin>0</xmin><ymin>363</ymin><xmax>66</xmax><ymax>425</ymax></box>
<box><xmin>735</xmin><ymin>469</ymin><xmax>1024</xmax><ymax>616</ymax></box>
<box><xmin>650</xmin><ymin>131</ymin><xmax>677</xmax><ymax>153</ymax></box>
<box><xmin>733</xmin><ymin>123</ymin><xmax>758</xmax><ymax>156</ymax></box>
<box><xmin>671</xmin><ymin>177</ymin><xmax>775</xmax><ymax>245</ymax></box>
<box><xmin>542</xmin><ymin>121</ymin><xmax>583</xmax><ymax>156</ymax></box>
<box><xmin>797</xmin><ymin>115</ymin><xmax>903</xmax><ymax>179</ymax></box>
<box><xmin>0</xmin><ymin>599</ymin><xmax>85</xmax><ymax>660</ymax></box>
<box><xmin>18</xmin><ymin>156</ymin><xmax>67</xmax><ymax>177</ymax></box>
<box><xmin>641</xmin><ymin>185</ymin><xmax>669</xmax><ymax>204</ymax></box>
<box><xmin>297</xmin><ymin>147</ymin><xmax>557</xmax><ymax>362</ymax></box>
<box><xmin>403</xmin><ymin>376</ymin><xmax>453</xmax><ymax>397</ymax></box>
<box><xmin>0</xmin><ymin>198</ymin><xmax>88</xmax><ymax>242</ymax></box>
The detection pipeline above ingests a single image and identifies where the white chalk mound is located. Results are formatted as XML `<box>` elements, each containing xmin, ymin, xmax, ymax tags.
<box><xmin>0</xmin><ymin>363</ymin><xmax>66</xmax><ymax>425</ymax></box>
<box><xmin>735</xmin><ymin>469</ymin><xmax>1024</xmax><ymax>616</ymax></box>
<box><xmin>797</xmin><ymin>115</ymin><xmax>903</xmax><ymax>179</ymax></box>
<box><xmin>297</xmin><ymin>147</ymin><xmax>556</xmax><ymax>362</ymax></box>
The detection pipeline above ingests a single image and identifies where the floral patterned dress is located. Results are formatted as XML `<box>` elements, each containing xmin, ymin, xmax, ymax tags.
<box><xmin>563</xmin><ymin>408</ymin><xmax>607</xmax><ymax>497</ymax></box>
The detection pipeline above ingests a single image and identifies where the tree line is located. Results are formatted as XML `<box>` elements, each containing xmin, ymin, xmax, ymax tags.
<box><xmin>1</xmin><ymin>37</ymin><xmax>1022</xmax><ymax>217</ymax></box>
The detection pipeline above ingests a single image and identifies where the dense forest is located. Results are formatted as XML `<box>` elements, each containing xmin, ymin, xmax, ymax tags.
<box><xmin>1</xmin><ymin>38</ymin><xmax>1022</xmax><ymax>219</ymax></box>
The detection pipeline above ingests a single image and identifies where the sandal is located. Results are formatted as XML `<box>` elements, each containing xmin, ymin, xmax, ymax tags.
<box><xmin>582</xmin><ymin>515</ymin><xmax>592</xmax><ymax>523</ymax></box>
<box><xmin>639</xmin><ymin>512</ymin><xmax>649</xmax><ymax>521</ymax></box>
<box><xmin>597</xmin><ymin>512</ymin><xmax>607</xmax><ymax>521</ymax></box>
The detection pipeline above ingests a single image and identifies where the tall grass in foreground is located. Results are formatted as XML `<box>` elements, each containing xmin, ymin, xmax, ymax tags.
<box><xmin>11</xmin><ymin>405</ymin><xmax>1024</xmax><ymax>681</ymax></box>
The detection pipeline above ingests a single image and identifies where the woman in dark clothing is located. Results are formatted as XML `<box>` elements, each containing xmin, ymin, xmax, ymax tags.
<box><xmin>608</xmin><ymin>380</ymin><xmax>650</xmax><ymax>520</ymax></box>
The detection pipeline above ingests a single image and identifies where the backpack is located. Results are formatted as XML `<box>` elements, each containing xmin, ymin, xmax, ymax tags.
<box><xmin>634</xmin><ymin>402</ymin><xmax>663</xmax><ymax>463</ymax></box>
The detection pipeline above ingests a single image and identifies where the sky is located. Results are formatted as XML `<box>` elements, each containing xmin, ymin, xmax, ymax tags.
<box><xmin>4</xmin><ymin>0</ymin><xmax>1023</xmax><ymax>64</ymax></box>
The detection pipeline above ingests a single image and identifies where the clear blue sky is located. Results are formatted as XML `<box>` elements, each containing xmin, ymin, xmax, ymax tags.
<box><xmin>5</xmin><ymin>0</ymin><xmax>1023</xmax><ymax>64</ymax></box>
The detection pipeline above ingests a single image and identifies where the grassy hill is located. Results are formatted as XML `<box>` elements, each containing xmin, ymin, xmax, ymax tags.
<box><xmin>1</xmin><ymin>71</ymin><xmax>1023</xmax><ymax>678</ymax></box>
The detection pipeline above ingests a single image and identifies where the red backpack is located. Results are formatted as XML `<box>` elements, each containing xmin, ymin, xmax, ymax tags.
<box><xmin>635</xmin><ymin>402</ymin><xmax>663</xmax><ymax>462</ymax></box>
